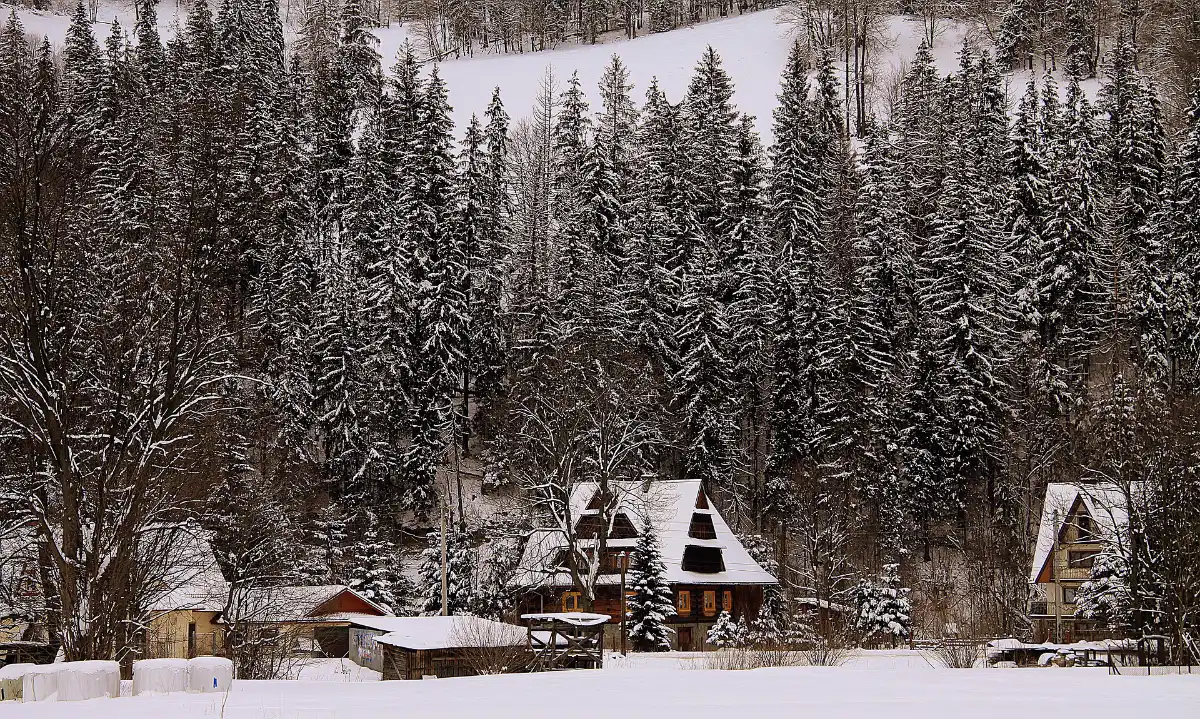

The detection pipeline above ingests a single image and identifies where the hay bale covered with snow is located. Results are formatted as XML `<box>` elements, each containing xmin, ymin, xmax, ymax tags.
<box><xmin>56</xmin><ymin>660</ymin><xmax>121</xmax><ymax>701</ymax></box>
<box><xmin>187</xmin><ymin>656</ymin><xmax>232</xmax><ymax>693</ymax></box>
<box><xmin>22</xmin><ymin>664</ymin><xmax>61</xmax><ymax>702</ymax></box>
<box><xmin>0</xmin><ymin>663</ymin><xmax>35</xmax><ymax>701</ymax></box>
<box><xmin>132</xmin><ymin>658</ymin><xmax>190</xmax><ymax>695</ymax></box>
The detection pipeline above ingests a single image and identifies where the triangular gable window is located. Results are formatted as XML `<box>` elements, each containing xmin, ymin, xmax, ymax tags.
<box><xmin>586</xmin><ymin>489</ymin><xmax>607</xmax><ymax>510</ymax></box>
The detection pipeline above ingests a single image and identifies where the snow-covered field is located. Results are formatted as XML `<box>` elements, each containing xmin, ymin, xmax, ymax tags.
<box><xmin>3</xmin><ymin>652</ymin><xmax>1198</xmax><ymax>718</ymax></box>
<box><xmin>4</xmin><ymin>2</ymin><xmax>979</xmax><ymax>142</ymax></box>
<box><xmin>378</xmin><ymin>12</ymin><xmax>974</xmax><ymax>142</ymax></box>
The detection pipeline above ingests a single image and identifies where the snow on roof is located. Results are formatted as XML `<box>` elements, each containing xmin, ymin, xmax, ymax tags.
<box><xmin>236</xmin><ymin>585</ymin><xmax>388</xmax><ymax>623</ymax></box>
<box><xmin>793</xmin><ymin>597</ymin><xmax>851</xmax><ymax>614</ymax></box>
<box><xmin>148</xmin><ymin>526</ymin><xmax>229</xmax><ymax>614</ymax></box>
<box><xmin>1029</xmin><ymin>483</ymin><xmax>1139</xmax><ymax>584</ymax></box>
<box><xmin>515</xmin><ymin>480</ymin><xmax>777</xmax><ymax>589</ymax></box>
<box><xmin>986</xmin><ymin>638</ymin><xmax>1138</xmax><ymax>657</ymax></box>
<box><xmin>372</xmin><ymin>616</ymin><xmax>527</xmax><ymax>650</ymax></box>
<box><xmin>521</xmin><ymin>612</ymin><xmax>611</xmax><ymax>626</ymax></box>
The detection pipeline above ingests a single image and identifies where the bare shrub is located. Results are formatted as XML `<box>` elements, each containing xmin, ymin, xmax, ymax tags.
<box><xmin>450</xmin><ymin>617</ymin><xmax>532</xmax><ymax>676</ymax></box>
<box><xmin>692</xmin><ymin>644</ymin><xmax>805</xmax><ymax>670</ymax></box>
<box><xmin>801</xmin><ymin>638</ymin><xmax>851</xmax><ymax>667</ymax></box>
<box><xmin>935</xmin><ymin>640</ymin><xmax>984</xmax><ymax>669</ymax></box>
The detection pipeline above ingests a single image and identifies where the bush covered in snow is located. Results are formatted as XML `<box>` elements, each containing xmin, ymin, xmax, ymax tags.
<box><xmin>851</xmin><ymin>563</ymin><xmax>911</xmax><ymax>647</ymax></box>
<box><xmin>706</xmin><ymin>610</ymin><xmax>744</xmax><ymax>648</ymax></box>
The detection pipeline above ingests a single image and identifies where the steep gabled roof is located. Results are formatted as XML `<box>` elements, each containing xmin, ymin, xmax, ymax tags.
<box><xmin>235</xmin><ymin>585</ymin><xmax>390</xmax><ymax>623</ymax></box>
<box><xmin>515</xmin><ymin>480</ymin><xmax>777</xmax><ymax>588</ymax></box>
<box><xmin>1030</xmin><ymin>483</ymin><xmax>1139</xmax><ymax>585</ymax></box>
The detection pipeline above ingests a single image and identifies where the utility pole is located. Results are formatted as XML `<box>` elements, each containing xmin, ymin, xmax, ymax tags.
<box><xmin>441</xmin><ymin>503</ymin><xmax>449</xmax><ymax>617</ymax></box>
<box><xmin>1053</xmin><ymin>510</ymin><xmax>1061</xmax><ymax>643</ymax></box>
<box><xmin>619</xmin><ymin>551</ymin><xmax>629</xmax><ymax>656</ymax></box>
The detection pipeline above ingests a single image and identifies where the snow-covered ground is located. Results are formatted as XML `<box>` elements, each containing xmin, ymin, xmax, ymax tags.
<box><xmin>4</xmin><ymin>2</ymin><xmax>978</xmax><ymax>142</ymax></box>
<box><xmin>375</xmin><ymin>10</ymin><xmax>975</xmax><ymax>142</ymax></box>
<box><xmin>3</xmin><ymin>652</ymin><xmax>1198</xmax><ymax>718</ymax></box>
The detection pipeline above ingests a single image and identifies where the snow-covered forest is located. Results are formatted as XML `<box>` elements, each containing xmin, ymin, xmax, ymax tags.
<box><xmin>1</xmin><ymin>0</ymin><xmax>1199</xmax><ymax>668</ymax></box>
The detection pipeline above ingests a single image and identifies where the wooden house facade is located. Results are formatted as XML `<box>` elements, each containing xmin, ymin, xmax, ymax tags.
<box><xmin>1029</xmin><ymin>483</ymin><xmax>1136</xmax><ymax>643</ymax></box>
<box><xmin>515</xmin><ymin>480</ymin><xmax>777</xmax><ymax>651</ymax></box>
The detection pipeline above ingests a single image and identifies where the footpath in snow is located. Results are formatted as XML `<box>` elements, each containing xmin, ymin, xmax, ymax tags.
<box><xmin>3</xmin><ymin>654</ymin><xmax>1198</xmax><ymax>719</ymax></box>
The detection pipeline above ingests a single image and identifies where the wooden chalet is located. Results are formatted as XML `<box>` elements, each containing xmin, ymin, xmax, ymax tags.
<box><xmin>515</xmin><ymin>479</ymin><xmax>777</xmax><ymax>651</ymax></box>
<box><xmin>1029</xmin><ymin>483</ymin><xmax>1137</xmax><ymax>643</ymax></box>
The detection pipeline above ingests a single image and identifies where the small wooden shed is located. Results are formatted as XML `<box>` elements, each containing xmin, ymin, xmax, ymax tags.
<box><xmin>374</xmin><ymin>616</ymin><xmax>530</xmax><ymax>681</ymax></box>
<box><xmin>523</xmin><ymin>612</ymin><xmax>609</xmax><ymax>670</ymax></box>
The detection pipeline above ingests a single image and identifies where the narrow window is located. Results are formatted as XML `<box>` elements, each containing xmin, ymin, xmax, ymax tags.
<box><xmin>687</xmin><ymin>513</ymin><xmax>718</xmax><ymax>539</ymax></box>
<box><xmin>722</xmin><ymin>591</ymin><xmax>733</xmax><ymax>613</ymax></box>
<box><xmin>1076</xmin><ymin>514</ymin><xmax>1094</xmax><ymax>542</ymax></box>
<box><xmin>677</xmin><ymin>590</ymin><xmax>691</xmax><ymax>616</ymax></box>
<box><xmin>703</xmin><ymin>591</ymin><xmax>717</xmax><ymax>617</ymax></box>
<box><xmin>562</xmin><ymin>592</ymin><xmax>581</xmax><ymax>612</ymax></box>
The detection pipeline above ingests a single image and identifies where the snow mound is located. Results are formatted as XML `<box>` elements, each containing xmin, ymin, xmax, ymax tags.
<box><xmin>55</xmin><ymin>660</ymin><xmax>121</xmax><ymax>701</ymax></box>
<box><xmin>187</xmin><ymin>656</ymin><xmax>232</xmax><ymax>693</ymax></box>
<box><xmin>0</xmin><ymin>662</ymin><xmax>35</xmax><ymax>701</ymax></box>
<box><xmin>132</xmin><ymin>658</ymin><xmax>190</xmax><ymax>695</ymax></box>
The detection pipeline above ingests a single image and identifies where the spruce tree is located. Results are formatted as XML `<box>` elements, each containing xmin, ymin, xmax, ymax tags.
<box><xmin>851</xmin><ymin>563</ymin><xmax>911</xmax><ymax>648</ymax></box>
<box><xmin>418</xmin><ymin>527</ymin><xmax>477</xmax><ymax>615</ymax></box>
<box><xmin>1039</xmin><ymin>77</ymin><xmax>1106</xmax><ymax>410</ymax></box>
<box><xmin>551</xmin><ymin>71</ymin><xmax>594</xmax><ymax>333</ymax></box>
<box><xmin>766</xmin><ymin>40</ymin><xmax>841</xmax><ymax>494</ymax></box>
<box><xmin>626</xmin><ymin>518</ymin><xmax>674</xmax><ymax>651</ymax></box>
<box><xmin>682</xmin><ymin>46</ymin><xmax>738</xmax><ymax>245</ymax></box>
<box><xmin>347</xmin><ymin>511</ymin><xmax>403</xmax><ymax>613</ymax></box>
<box><xmin>706</xmin><ymin>610</ymin><xmax>742</xmax><ymax>648</ymax></box>
<box><xmin>1167</xmin><ymin>82</ymin><xmax>1200</xmax><ymax>377</ymax></box>
<box><xmin>851</xmin><ymin>122</ymin><xmax>913</xmax><ymax>552</ymax></box>
<box><xmin>339</xmin><ymin>0</ymin><xmax>381</xmax><ymax>111</ymax></box>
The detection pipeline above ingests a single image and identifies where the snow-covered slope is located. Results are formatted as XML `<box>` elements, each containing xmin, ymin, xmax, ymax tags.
<box><xmin>374</xmin><ymin>10</ymin><xmax>972</xmax><ymax>142</ymax></box>
<box><xmin>6</xmin><ymin>3</ymin><xmax>978</xmax><ymax>142</ymax></box>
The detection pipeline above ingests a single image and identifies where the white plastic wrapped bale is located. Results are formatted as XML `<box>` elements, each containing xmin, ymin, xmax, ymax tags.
<box><xmin>0</xmin><ymin>663</ymin><xmax>35</xmax><ymax>701</ymax></box>
<box><xmin>132</xmin><ymin>658</ymin><xmax>190</xmax><ymax>695</ymax></box>
<box><xmin>187</xmin><ymin>656</ymin><xmax>232</xmax><ymax>693</ymax></box>
<box><xmin>22</xmin><ymin>664</ymin><xmax>60</xmax><ymax>702</ymax></box>
<box><xmin>56</xmin><ymin>660</ymin><xmax>121</xmax><ymax>701</ymax></box>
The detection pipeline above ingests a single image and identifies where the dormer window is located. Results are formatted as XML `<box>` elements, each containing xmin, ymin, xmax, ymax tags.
<box><xmin>682</xmin><ymin>545</ymin><xmax>724</xmax><ymax>573</ymax></box>
<box><xmin>688</xmin><ymin>513</ymin><xmax>717</xmax><ymax>539</ymax></box>
<box><xmin>695</xmin><ymin>490</ymin><xmax>709</xmax><ymax>509</ymax></box>
<box><xmin>574</xmin><ymin>512</ymin><xmax>639</xmax><ymax>539</ymax></box>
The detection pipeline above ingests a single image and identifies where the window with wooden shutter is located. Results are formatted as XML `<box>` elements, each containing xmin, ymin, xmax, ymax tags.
<box><xmin>562</xmin><ymin>592</ymin><xmax>581</xmax><ymax>612</ymax></box>
<box><xmin>677</xmin><ymin>590</ymin><xmax>691</xmax><ymax>616</ymax></box>
<box><xmin>703</xmin><ymin>590</ymin><xmax>717</xmax><ymax>616</ymax></box>
<box><xmin>722</xmin><ymin>590</ymin><xmax>733</xmax><ymax>613</ymax></box>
